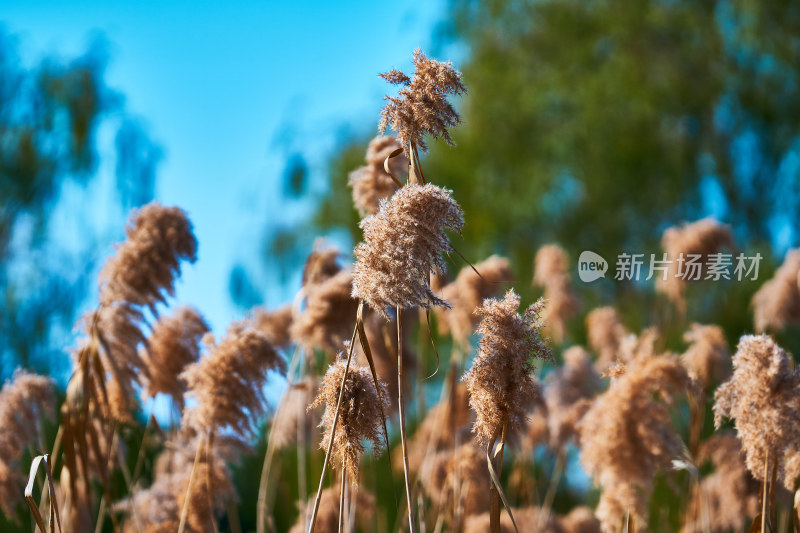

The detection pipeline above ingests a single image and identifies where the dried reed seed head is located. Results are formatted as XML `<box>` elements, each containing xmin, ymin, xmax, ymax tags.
<box><xmin>301</xmin><ymin>240</ymin><xmax>342</xmax><ymax>287</ymax></box>
<box><xmin>122</xmin><ymin>435</ymin><xmax>236</xmax><ymax>533</ymax></box>
<box><xmin>541</xmin><ymin>274</ymin><xmax>580</xmax><ymax>344</ymax></box>
<box><xmin>585</xmin><ymin>306</ymin><xmax>628</xmax><ymax>372</ymax></box>
<box><xmin>680</xmin><ymin>433</ymin><xmax>759</xmax><ymax>533</ymax></box>
<box><xmin>354</xmin><ymin>308</ymin><xmax>417</xmax><ymax>410</ymax></box>
<box><xmin>421</xmin><ymin>442</ymin><xmax>490</xmax><ymax>519</ymax></box>
<box><xmin>182</xmin><ymin>319</ymin><xmax>286</xmax><ymax>440</ymax></box>
<box><xmin>713</xmin><ymin>334</ymin><xmax>800</xmax><ymax>487</ymax></box>
<box><xmin>435</xmin><ymin>255</ymin><xmax>514</xmax><ymax>346</ymax></box>
<box><xmin>656</xmin><ymin>218</ymin><xmax>734</xmax><ymax>308</ymax></box>
<box><xmin>752</xmin><ymin>249</ymin><xmax>800</xmax><ymax>332</ymax></box>
<box><xmin>681</xmin><ymin>323</ymin><xmax>731</xmax><ymax>390</ymax></box>
<box><xmin>464</xmin><ymin>506</ymin><xmax>573</xmax><ymax>533</ymax></box>
<box><xmin>288</xmin><ymin>486</ymin><xmax>375</xmax><ymax>533</ymax></box>
<box><xmin>352</xmin><ymin>183</ymin><xmax>464</xmax><ymax>318</ymax></box>
<box><xmin>0</xmin><ymin>370</ymin><xmax>55</xmax><ymax>517</ymax></box>
<box><xmin>379</xmin><ymin>48</ymin><xmax>466</xmax><ymax>152</ymax></box>
<box><xmin>404</xmin><ymin>382</ymin><xmax>473</xmax><ymax>474</ymax></box>
<box><xmin>545</xmin><ymin>346</ymin><xmax>602</xmax><ymax>450</ymax></box>
<box><xmin>291</xmin><ymin>269</ymin><xmax>358</xmax><ymax>354</ymax></box>
<box><xmin>349</xmin><ymin>135</ymin><xmax>407</xmax><ymax>217</ymax></box>
<box><xmin>562</xmin><ymin>507</ymin><xmax>603</xmax><ymax>533</ymax></box>
<box><xmin>310</xmin><ymin>357</ymin><xmax>390</xmax><ymax>480</ymax></box>
<box><xmin>463</xmin><ymin>290</ymin><xmax>551</xmax><ymax>446</ymax></box>
<box><xmin>617</xmin><ymin>326</ymin><xmax>661</xmax><ymax>364</ymax></box>
<box><xmin>142</xmin><ymin>306</ymin><xmax>209</xmax><ymax>407</ymax></box>
<box><xmin>518</xmin><ymin>394</ymin><xmax>549</xmax><ymax>457</ymax></box>
<box><xmin>533</xmin><ymin>244</ymin><xmax>571</xmax><ymax>286</ymax></box>
<box><xmin>251</xmin><ymin>303</ymin><xmax>294</xmax><ymax>349</ymax></box>
<box><xmin>270</xmin><ymin>377</ymin><xmax>320</xmax><ymax>450</ymax></box>
<box><xmin>99</xmin><ymin>202</ymin><xmax>197</xmax><ymax>311</ymax></box>
<box><xmin>578</xmin><ymin>355</ymin><xmax>689</xmax><ymax>531</ymax></box>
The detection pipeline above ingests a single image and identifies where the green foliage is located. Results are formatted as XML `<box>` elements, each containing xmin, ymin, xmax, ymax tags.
<box><xmin>0</xmin><ymin>29</ymin><xmax>161</xmax><ymax>378</ymax></box>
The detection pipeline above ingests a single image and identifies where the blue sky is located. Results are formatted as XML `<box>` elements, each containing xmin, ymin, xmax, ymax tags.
<box><xmin>2</xmin><ymin>0</ymin><xmax>446</xmax><ymax>335</ymax></box>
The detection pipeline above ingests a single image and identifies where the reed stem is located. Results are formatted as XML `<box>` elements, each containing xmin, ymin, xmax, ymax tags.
<box><xmin>398</xmin><ymin>306</ymin><xmax>417</xmax><ymax>533</ymax></box>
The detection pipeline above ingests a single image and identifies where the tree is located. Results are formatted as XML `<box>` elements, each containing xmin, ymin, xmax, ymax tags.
<box><xmin>0</xmin><ymin>29</ymin><xmax>160</xmax><ymax>379</ymax></box>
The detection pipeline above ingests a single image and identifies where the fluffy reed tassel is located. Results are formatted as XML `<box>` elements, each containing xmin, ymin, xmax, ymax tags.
<box><xmin>120</xmin><ymin>436</ymin><xmax>236</xmax><ymax>533</ymax></box>
<box><xmin>463</xmin><ymin>290</ymin><xmax>551</xmax><ymax>446</ymax></box>
<box><xmin>578</xmin><ymin>355</ymin><xmax>688</xmax><ymax>531</ymax></box>
<box><xmin>681</xmin><ymin>323</ymin><xmax>731</xmax><ymax>391</ymax></box>
<box><xmin>379</xmin><ymin>48</ymin><xmax>466</xmax><ymax>152</ymax></box>
<box><xmin>142</xmin><ymin>306</ymin><xmax>209</xmax><ymax>407</ymax></box>
<box><xmin>585</xmin><ymin>307</ymin><xmax>628</xmax><ymax>372</ymax></box>
<box><xmin>464</xmin><ymin>505</ymin><xmax>601</xmax><ymax>533</ymax></box>
<box><xmin>404</xmin><ymin>383</ymin><xmax>473</xmax><ymax>474</ymax></box>
<box><xmin>680</xmin><ymin>434</ymin><xmax>759</xmax><ymax>533</ymax></box>
<box><xmin>0</xmin><ymin>370</ymin><xmax>55</xmax><ymax>518</ymax></box>
<box><xmin>355</xmin><ymin>309</ymin><xmax>417</xmax><ymax>410</ymax></box>
<box><xmin>533</xmin><ymin>245</ymin><xmax>579</xmax><ymax>344</ymax></box>
<box><xmin>270</xmin><ymin>377</ymin><xmax>321</xmax><ymax>450</ymax></box>
<box><xmin>751</xmin><ymin>249</ymin><xmax>800</xmax><ymax>332</ymax></box>
<box><xmin>349</xmin><ymin>135</ymin><xmax>407</xmax><ymax>217</ymax></box>
<box><xmin>544</xmin><ymin>346</ymin><xmax>601</xmax><ymax>450</ymax></box>
<box><xmin>352</xmin><ymin>183</ymin><xmax>464</xmax><ymax>318</ymax></box>
<box><xmin>291</xmin><ymin>269</ymin><xmax>358</xmax><ymax>354</ymax></box>
<box><xmin>182</xmin><ymin>320</ymin><xmax>286</xmax><ymax>440</ymax></box>
<box><xmin>252</xmin><ymin>304</ymin><xmax>294</xmax><ymax>349</ymax></box>
<box><xmin>310</xmin><ymin>356</ymin><xmax>390</xmax><ymax>480</ymax></box>
<box><xmin>301</xmin><ymin>241</ymin><xmax>342</xmax><ymax>288</ymax></box>
<box><xmin>713</xmin><ymin>335</ymin><xmax>800</xmax><ymax>489</ymax></box>
<box><xmin>656</xmin><ymin>218</ymin><xmax>734</xmax><ymax>310</ymax></box>
<box><xmin>288</xmin><ymin>486</ymin><xmax>375</xmax><ymax>533</ymax></box>
<box><xmin>99</xmin><ymin>202</ymin><xmax>197</xmax><ymax>312</ymax></box>
<box><xmin>435</xmin><ymin>255</ymin><xmax>514</xmax><ymax>347</ymax></box>
<box><xmin>422</xmin><ymin>442</ymin><xmax>490</xmax><ymax>519</ymax></box>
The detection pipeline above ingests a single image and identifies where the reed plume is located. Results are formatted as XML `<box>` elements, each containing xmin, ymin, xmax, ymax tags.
<box><xmin>349</xmin><ymin>135</ymin><xmax>407</xmax><ymax>217</ymax></box>
<box><xmin>465</xmin><ymin>505</ymin><xmax>600</xmax><ymax>533</ymax></box>
<box><xmin>463</xmin><ymin>290</ymin><xmax>551</xmax><ymax>446</ymax></box>
<box><xmin>355</xmin><ymin>309</ymin><xmax>417</xmax><ymax>410</ymax></box>
<box><xmin>421</xmin><ymin>442</ymin><xmax>490</xmax><ymax>520</ymax></box>
<box><xmin>379</xmin><ymin>48</ymin><xmax>466</xmax><ymax>152</ymax></box>
<box><xmin>544</xmin><ymin>346</ymin><xmax>601</xmax><ymax>450</ymax></box>
<box><xmin>681</xmin><ymin>323</ymin><xmax>731</xmax><ymax>391</ymax></box>
<box><xmin>533</xmin><ymin>245</ymin><xmax>579</xmax><ymax>344</ymax></box>
<box><xmin>288</xmin><ymin>486</ymin><xmax>375</xmax><ymax>533</ymax></box>
<box><xmin>291</xmin><ymin>269</ymin><xmax>358</xmax><ymax>355</ymax></box>
<box><xmin>270</xmin><ymin>377</ymin><xmax>320</xmax><ymax>450</ymax></box>
<box><xmin>585</xmin><ymin>307</ymin><xmax>628</xmax><ymax>372</ymax></box>
<box><xmin>301</xmin><ymin>240</ymin><xmax>342</xmax><ymax>288</ymax></box>
<box><xmin>252</xmin><ymin>304</ymin><xmax>294</xmax><ymax>349</ymax></box>
<box><xmin>680</xmin><ymin>433</ymin><xmax>759</xmax><ymax>533</ymax></box>
<box><xmin>120</xmin><ymin>435</ymin><xmax>236</xmax><ymax>533</ymax></box>
<box><xmin>578</xmin><ymin>355</ymin><xmax>688</xmax><ymax>531</ymax></box>
<box><xmin>751</xmin><ymin>249</ymin><xmax>800</xmax><ymax>332</ymax></box>
<box><xmin>713</xmin><ymin>334</ymin><xmax>800</xmax><ymax>489</ymax></box>
<box><xmin>310</xmin><ymin>355</ymin><xmax>390</xmax><ymax>480</ymax></box>
<box><xmin>435</xmin><ymin>255</ymin><xmax>514</xmax><ymax>348</ymax></box>
<box><xmin>352</xmin><ymin>183</ymin><xmax>464</xmax><ymax>318</ymax></box>
<box><xmin>182</xmin><ymin>319</ymin><xmax>286</xmax><ymax>440</ymax></box>
<box><xmin>142</xmin><ymin>306</ymin><xmax>209</xmax><ymax>407</ymax></box>
<box><xmin>99</xmin><ymin>202</ymin><xmax>197</xmax><ymax>312</ymax></box>
<box><xmin>656</xmin><ymin>218</ymin><xmax>734</xmax><ymax>310</ymax></box>
<box><xmin>0</xmin><ymin>370</ymin><xmax>55</xmax><ymax>518</ymax></box>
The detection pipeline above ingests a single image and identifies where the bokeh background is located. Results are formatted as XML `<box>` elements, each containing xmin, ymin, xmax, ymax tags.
<box><xmin>2</xmin><ymin>0</ymin><xmax>800</xmax><ymax>530</ymax></box>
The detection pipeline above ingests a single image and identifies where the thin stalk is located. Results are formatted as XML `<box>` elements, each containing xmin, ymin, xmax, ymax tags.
<box><xmin>489</xmin><ymin>419</ymin><xmax>508</xmax><ymax>533</ymax></box>
<box><xmin>257</xmin><ymin>343</ymin><xmax>303</xmax><ymax>533</ymax></box>
<box><xmin>762</xmin><ymin>452</ymin><xmax>769</xmax><ymax>533</ymax></box>
<box><xmin>540</xmin><ymin>449</ymin><xmax>565</xmax><ymax>529</ymax></box>
<box><xmin>397</xmin><ymin>306</ymin><xmax>417</xmax><ymax>533</ymax></box>
<box><xmin>205</xmin><ymin>431</ymin><xmax>220</xmax><ymax>533</ymax></box>
<box><xmin>177</xmin><ymin>432</ymin><xmax>206</xmax><ymax>533</ymax></box>
<box><xmin>338</xmin><ymin>471</ymin><xmax>347</xmax><ymax>533</ymax></box>
<box><xmin>227</xmin><ymin>500</ymin><xmax>243</xmax><ymax>533</ymax></box>
<box><xmin>306</xmin><ymin>323</ymin><xmax>359</xmax><ymax>533</ymax></box>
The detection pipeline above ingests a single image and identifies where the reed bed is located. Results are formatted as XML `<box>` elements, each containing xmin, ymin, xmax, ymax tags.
<box><xmin>3</xmin><ymin>48</ymin><xmax>800</xmax><ymax>533</ymax></box>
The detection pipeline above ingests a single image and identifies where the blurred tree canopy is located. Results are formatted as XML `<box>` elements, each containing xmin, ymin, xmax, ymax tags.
<box><xmin>0</xmin><ymin>28</ymin><xmax>160</xmax><ymax>379</ymax></box>
<box><xmin>307</xmin><ymin>0</ymin><xmax>800</xmax><ymax>338</ymax></box>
